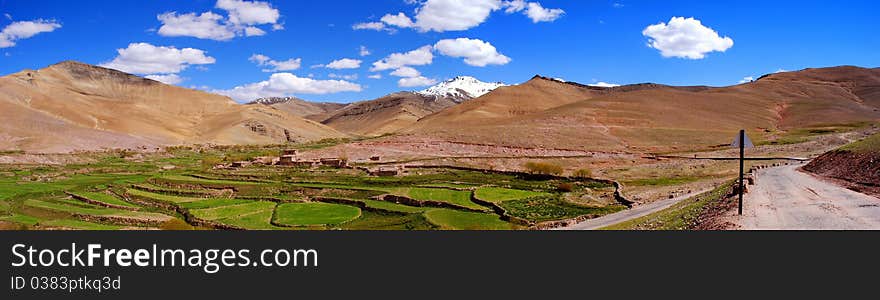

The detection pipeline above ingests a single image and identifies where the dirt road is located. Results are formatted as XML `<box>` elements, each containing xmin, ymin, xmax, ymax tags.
<box><xmin>554</xmin><ymin>189</ymin><xmax>712</xmax><ymax>230</ymax></box>
<box><xmin>736</xmin><ymin>164</ymin><xmax>880</xmax><ymax>230</ymax></box>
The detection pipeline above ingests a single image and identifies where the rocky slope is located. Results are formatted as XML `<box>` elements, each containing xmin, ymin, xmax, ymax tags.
<box><xmin>803</xmin><ymin>131</ymin><xmax>880</xmax><ymax>196</ymax></box>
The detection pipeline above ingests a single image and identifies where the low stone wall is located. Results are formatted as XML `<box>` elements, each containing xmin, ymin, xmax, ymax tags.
<box><xmin>379</xmin><ymin>194</ymin><xmax>486</xmax><ymax>213</ymax></box>
<box><xmin>72</xmin><ymin>214</ymin><xmax>166</xmax><ymax>227</ymax></box>
<box><xmin>130</xmin><ymin>184</ymin><xmax>217</xmax><ymax>197</ymax></box>
<box><xmin>469</xmin><ymin>194</ymin><xmax>533</xmax><ymax>227</ymax></box>
<box><xmin>66</xmin><ymin>192</ymin><xmax>139</xmax><ymax>211</ymax></box>
<box><xmin>311</xmin><ymin>197</ymin><xmax>406</xmax><ymax>215</ymax></box>
<box><xmin>124</xmin><ymin>191</ymin><xmax>244</xmax><ymax>230</ymax></box>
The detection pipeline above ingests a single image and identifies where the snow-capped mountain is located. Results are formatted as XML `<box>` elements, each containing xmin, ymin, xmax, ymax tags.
<box><xmin>248</xmin><ymin>96</ymin><xmax>302</xmax><ymax>105</ymax></box>
<box><xmin>417</xmin><ymin>76</ymin><xmax>506</xmax><ymax>102</ymax></box>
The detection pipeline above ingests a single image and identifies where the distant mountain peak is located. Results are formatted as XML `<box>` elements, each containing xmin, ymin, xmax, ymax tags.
<box><xmin>248</xmin><ymin>96</ymin><xmax>304</xmax><ymax>105</ymax></box>
<box><xmin>417</xmin><ymin>76</ymin><xmax>506</xmax><ymax>101</ymax></box>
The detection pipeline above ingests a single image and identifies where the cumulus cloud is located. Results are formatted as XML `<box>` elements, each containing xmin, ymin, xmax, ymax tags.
<box><xmin>157</xmin><ymin>12</ymin><xmax>235</xmax><ymax>40</ymax></box>
<box><xmin>352</xmin><ymin>22</ymin><xmax>387</xmax><ymax>31</ymax></box>
<box><xmin>434</xmin><ymin>38</ymin><xmax>511</xmax><ymax>67</ymax></box>
<box><xmin>212</xmin><ymin>73</ymin><xmax>362</xmax><ymax>101</ymax></box>
<box><xmin>101</xmin><ymin>42</ymin><xmax>216</xmax><ymax>74</ymax></box>
<box><xmin>355</xmin><ymin>0</ymin><xmax>564</xmax><ymax>33</ymax></box>
<box><xmin>371</xmin><ymin>45</ymin><xmax>434</xmax><ymax>71</ymax></box>
<box><xmin>359</xmin><ymin>45</ymin><xmax>371</xmax><ymax>56</ymax></box>
<box><xmin>0</xmin><ymin>19</ymin><xmax>62</xmax><ymax>48</ymax></box>
<box><xmin>249</xmin><ymin>54</ymin><xmax>301</xmax><ymax>72</ymax></box>
<box><xmin>642</xmin><ymin>17</ymin><xmax>734</xmax><ymax>59</ymax></box>
<box><xmin>390</xmin><ymin>67</ymin><xmax>421</xmax><ymax>78</ymax></box>
<box><xmin>216</xmin><ymin>0</ymin><xmax>280</xmax><ymax>25</ymax></box>
<box><xmin>589</xmin><ymin>82</ymin><xmax>620</xmax><ymax>88</ymax></box>
<box><xmin>398</xmin><ymin>76</ymin><xmax>437</xmax><ymax>88</ymax></box>
<box><xmin>381</xmin><ymin>12</ymin><xmax>414</xmax><ymax>28</ymax></box>
<box><xmin>368</xmin><ymin>74</ymin><xmax>383</xmax><ymax>79</ymax></box>
<box><xmin>523</xmin><ymin>2</ymin><xmax>564</xmax><ymax>23</ymax></box>
<box><xmin>157</xmin><ymin>0</ymin><xmax>281</xmax><ymax>41</ymax></box>
<box><xmin>325</xmin><ymin>58</ymin><xmax>362</xmax><ymax>69</ymax></box>
<box><xmin>145</xmin><ymin>74</ymin><xmax>183</xmax><ymax>85</ymax></box>
<box><xmin>413</xmin><ymin>0</ymin><xmax>502</xmax><ymax>32</ymax></box>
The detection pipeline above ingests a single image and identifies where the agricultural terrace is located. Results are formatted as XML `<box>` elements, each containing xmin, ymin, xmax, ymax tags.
<box><xmin>0</xmin><ymin>145</ymin><xmax>625</xmax><ymax>230</ymax></box>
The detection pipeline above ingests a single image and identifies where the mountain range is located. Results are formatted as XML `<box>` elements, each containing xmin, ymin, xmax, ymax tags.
<box><xmin>0</xmin><ymin>61</ymin><xmax>878</xmax><ymax>153</ymax></box>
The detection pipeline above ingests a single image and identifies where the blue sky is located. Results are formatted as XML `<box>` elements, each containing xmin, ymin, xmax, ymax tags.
<box><xmin>1</xmin><ymin>0</ymin><xmax>878</xmax><ymax>103</ymax></box>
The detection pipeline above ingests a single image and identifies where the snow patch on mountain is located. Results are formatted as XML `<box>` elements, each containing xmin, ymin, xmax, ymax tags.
<box><xmin>417</xmin><ymin>76</ymin><xmax>506</xmax><ymax>101</ymax></box>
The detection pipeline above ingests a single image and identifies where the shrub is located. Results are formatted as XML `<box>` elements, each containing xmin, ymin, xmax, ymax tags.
<box><xmin>201</xmin><ymin>156</ymin><xmax>223</xmax><ymax>169</ymax></box>
<box><xmin>557</xmin><ymin>183</ymin><xmax>574</xmax><ymax>192</ymax></box>
<box><xmin>573</xmin><ymin>168</ymin><xmax>593</xmax><ymax>178</ymax></box>
<box><xmin>523</xmin><ymin>162</ymin><xmax>563</xmax><ymax>176</ymax></box>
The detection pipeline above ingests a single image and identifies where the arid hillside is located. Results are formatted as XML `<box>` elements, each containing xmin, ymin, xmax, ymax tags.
<box><xmin>401</xmin><ymin>67</ymin><xmax>880</xmax><ymax>152</ymax></box>
<box><xmin>318</xmin><ymin>92</ymin><xmax>458</xmax><ymax>136</ymax></box>
<box><xmin>0</xmin><ymin>61</ymin><xmax>344</xmax><ymax>152</ymax></box>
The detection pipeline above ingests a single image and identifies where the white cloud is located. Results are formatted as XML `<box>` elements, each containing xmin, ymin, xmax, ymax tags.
<box><xmin>328</xmin><ymin>73</ymin><xmax>358</xmax><ymax>80</ymax></box>
<box><xmin>157</xmin><ymin>12</ymin><xmax>236</xmax><ymax>41</ymax></box>
<box><xmin>524</xmin><ymin>2</ymin><xmax>564</xmax><ymax>23</ymax></box>
<box><xmin>434</xmin><ymin>38</ymin><xmax>511</xmax><ymax>67</ymax></box>
<box><xmin>413</xmin><ymin>0</ymin><xmax>502</xmax><ymax>32</ymax></box>
<box><xmin>157</xmin><ymin>0</ymin><xmax>282</xmax><ymax>41</ymax></box>
<box><xmin>381</xmin><ymin>12</ymin><xmax>414</xmax><ymax>28</ymax></box>
<box><xmin>352</xmin><ymin>22</ymin><xmax>387</xmax><ymax>31</ymax></box>
<box><xmin>146</xmin><ymin>74</ymin><xmax>183</xmax><ymax>85</ymax></box>
<box><xmin>325</xmin><ymin>58</ymin><xmax>362</xmax><ymax>69</ymax></box>
<box><xmin>368</xmin><ymin>74</ymin><xmax>382</xmax><ymax>79</ymax></box>
<box><xmin>398</xmin><ymin>76</ymin><xmax>437</xmax><ymax>87</ymax></box>
<box><xmin>249</xmin><ymin>53</ymin><xmax>301</xmax><ymax>72</ymax></box>
<box><xmin>244</xmin><ymin>26</ymin><xmax>266</xmax><ymax>36</ymax></box>
<box><xmin>3</xmin><ymin>14</ymin><xmax>11</xmax><ymax>20</ymax></box>
<box><xmin>216</xmin><ymin>0</ymin><xmax>280</xmax><ymax>25</ymax></box>
<box><xmin>390</xmin><ymin>66</ymin><xmax>421</xmax><ymax>78</ymax></box>
<box><xmin>738</xmin><ymin>76</ymin><xmax>754</xmax><ymax>84</ymax></box>
<box><xmin>359</xmin><ymin>45</ymin><xmax>371</xmax><ymax>56</ymax></box>
<box><xmin>503</xmin><ymin>0</ymin><xmax>527</xmax><ymax>13</ymax></box>
<box><xmin>100</xmin><ymin>42</ymin><xmax>216</xmax><ymax>74</ymax></box>
<box><xmin>371</xmin><ymin>45</ymin><xmax>434</xmax><ymax>71</ymax></box>
<box><xmin>0</xmin><ymin>19</ymin><xmax>62</xmax><ymax>48</ymax></box>
<box><xmin>642</xmin><ymin>17</ymin><xmax>734</xmax><ymax>59</ymax></box>
<box><xmin>356</xmin><ymin>0</ymin><xmax>563</xmax><ymax>33</ymax></box>
<box><xmin>589</xmin><ymin>82</ymin><xmax>620</xmax><ymax>88</ymax></box>
<box><xmin>213</xmin><ymin>73</ymin><xmax>362</xmax><ymax>101</ymax></box>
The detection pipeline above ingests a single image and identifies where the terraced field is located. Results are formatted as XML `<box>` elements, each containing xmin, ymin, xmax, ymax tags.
<box><xmin>0</xmin><ymin>147</ymin><xmax>623</xmax><ymax>230</ymax></box>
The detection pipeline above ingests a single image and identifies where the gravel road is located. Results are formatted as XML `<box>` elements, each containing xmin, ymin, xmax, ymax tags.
<box><xmin>737</xmin><ymin>164</ymin><xmax>880</xmax><ymax>230</ymax></box>
<box><xmin>554</xmin><ymin>189</ymin><xmax>712</xmax><ymax>230</ymax></box>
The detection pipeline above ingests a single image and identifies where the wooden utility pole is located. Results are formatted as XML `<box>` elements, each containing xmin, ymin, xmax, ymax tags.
<box><xmin>738</xmin><ymin>130</ymin><xmax>745</xmax><ymax>216</ymax></box>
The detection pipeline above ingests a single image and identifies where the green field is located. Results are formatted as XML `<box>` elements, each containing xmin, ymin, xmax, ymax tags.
<box><xmin>474</xmin><ymin>187</ymin><xmax>549</xmax><ymax>203</ymax></box>
<box><xmin>404</xmin><ymin>188</ymin><xmax>486</xmax><ymax>211</ymax></box>
<box><xmin>424</xmin><ymin>209</ymin><xmax>517</xmax><ymax>230</ymax></box>
<box><xmin>70</xmin><ymin>191</ymin><xmax>138</xmax><ymax>208</ymax></box>
<box><xmin>0</xmin><ymin>146</ymin><xmax>622</xmax><ymax>230</ymax></box>
<box><xmin>190</xmin><ymin>201</ymin><xmax>277</xmax><ymax>221</ymax></box>
<box><xmin>274</xmin><ymin>203</ymin><xmax>362</xmax><ymax>226</ymax></box>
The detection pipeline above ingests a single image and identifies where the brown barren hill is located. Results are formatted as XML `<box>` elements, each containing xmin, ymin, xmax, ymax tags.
<box><xmin>401</xmin><ymin>67</ymin><xmax>880</xmax><ymax>152</ymax></box>
<box><xmin>319</xmin><ymin>92</ymin><xmax>458</xmax><ymax>136</ymax></box>
<box><xmin>0</xmin><ymin>61</ymin><xmax>344</xmax><ymax>152</ymax></box>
